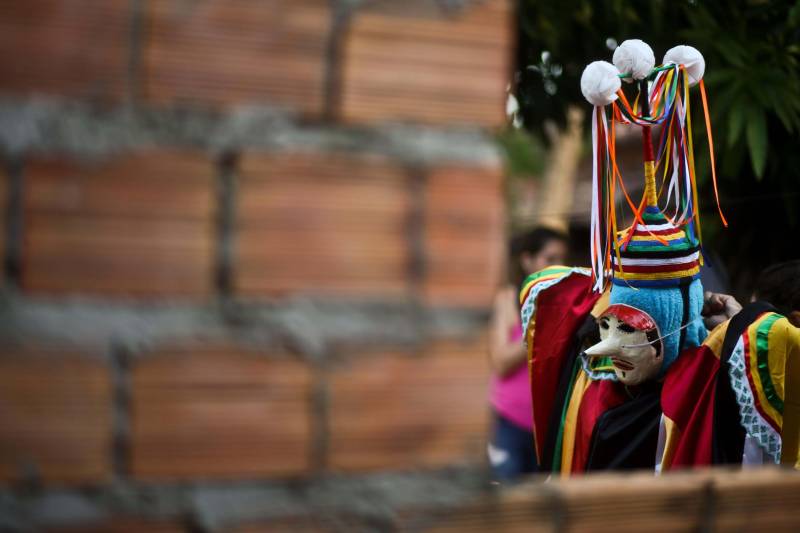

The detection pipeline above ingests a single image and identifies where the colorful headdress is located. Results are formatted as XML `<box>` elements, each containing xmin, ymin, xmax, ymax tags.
<box><xmin>580</xmin><ymin>40</ymin><xmax>726</xmax><ymax>293</ymax></box>
<box><xmin>580</xmin><ymin>40</ymin><xmax>726</xmax><ymax>369</ymax></box>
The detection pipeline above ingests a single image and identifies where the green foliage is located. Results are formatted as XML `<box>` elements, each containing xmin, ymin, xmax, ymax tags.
<box><xmin>681</xmin><ymin>2</ymin><xmax>800</xmax><ymax>181</ymax></box>
<box><xmin>745</xmin><ymin>107</ymin><xmax>767</xmax><ymax>179</ymax></box>
<box><xmin>496</xmin><ymin>127</ymin><xmax>546</xmax><ymax>178</ymax></box>
<box><xmin>515</xmin><ymin>0</ymin><xmax>684</xmax><ymax>139</ymax></box>
<box><xmin>516</xmin><ymin>0</ymin><xmax>800</xmax><ymax>294</ymax></box>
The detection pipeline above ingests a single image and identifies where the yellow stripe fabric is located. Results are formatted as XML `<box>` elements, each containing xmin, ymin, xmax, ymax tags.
<box><xmin>782</xmin><ymin>324</ymin><xmax>800</xmax><ymax>468</ymax></box>
<box><xmin>518</xmin><ymin>267</ymin><xmax>573</xmax><ymax>305</ymax></box>
<box><xmin>701</xmin><ymin>320</ymin><xmax>728</xmax><ymax>358</ymax></box>
<box><xmin>643</xmin><ymin>160</ymin><xmax>658</xmax><ymax>206</ymax></box>
<box><xmin>610</xmin><ymin>266</ymin><xmax>700</xmax><ymax>280</ymax></box>
<box><xmin>560</xmin><ymin>370</ymin><xmax>592</xmax><ymax>477</ymax></box>
<box><xmin>628</xmin><ymin>230</ymin><xmax>684</xmax><ymax>242</ymax></box>
<box><xmin>659</xmin><ymin>416</ymin><xmax>681</xmax><ymax>472</ymax></box>
<box><xmin>590</xmin><ymin>288</ymin><xmax>611</xmax><ymax>318</ymax></box>
<box><xmin>767</xmin><ymin>318</ymin><xmax>787</xmax><ymax>404</ymax></box>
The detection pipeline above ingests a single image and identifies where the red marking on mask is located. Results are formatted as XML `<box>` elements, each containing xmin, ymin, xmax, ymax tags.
<box><xmin>601</xmin><ymin>304</ymin><xmax>657</xmax><ymax>331</ymax></box>
<box><xmin>611</xmin><ymin>357</ymin><xmax>635</xmax><ymax>371</ymax></box>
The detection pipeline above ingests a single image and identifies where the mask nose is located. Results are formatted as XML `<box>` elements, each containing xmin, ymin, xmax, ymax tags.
<box><xmin>584</xmin><ymin>337</ymin><xmax>622</xmax><ymax>357</ymax></box>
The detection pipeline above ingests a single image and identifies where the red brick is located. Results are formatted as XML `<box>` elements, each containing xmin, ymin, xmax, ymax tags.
<box><xmin>409</xmin><ymin>468</ymin><xmax>800</xmax><ymax>532</ymax></box>
<box><xmin>21</xmin><ymin>152</ymin><xmax>216</xmax><ymax>297</ymax></box>
<box><xmin>233</xmin><ymin>517</ymin><xmax>329</xmax><ymax>533</ymax></box>
<box><xmin>49</xmin><ymin>520</ymin><xmax>185</xmax><ymax>533</ymax></box>
<box><xmin>414</xmin><ymin>472</ymin><xmax>708</xmax><ymax>532</ymax></box>
<box><xmin>0</xmin><ymin>0</ymin><xmax>130</xmax><ymax>100</ymax></box>
<box><xmin>143</xmin><ymin>0</ymin><xmax>330</xmax><ymax>114</ymax></box>
<box><xmin>713</xmin><ymin>468</ymin><xmax>800</xmax><ymax>531</ymax></box>
<box><xmin>234</xmin><ymin>152</ymin><xmax>412</xmax><ymax>297</ymax></box>
<box><xmin>423</xmin><ymin>165</ymin><xmax>505</xmax><ymax>308</ymax></box>
<box><xmin>402</xmin><ymin>488</ymin><xmax>553</xmax><ymax>533</ymax></box>
<box><xmin>339</xmin><ymin>0</ymin><xmax>513</xmax><ymax>127</ymax></box>
<box><xmin>234</xmin><ymin>515</ymin><xmax>384</xmax><ymax>533</ymax></box>
<box><xmin>130</xmin><ymin>347</ymin><xmax>313</xmax><ymax>480</ymax></box>
<box><xmin>327</xmin><ymin>335</ymin><xmax>490</xmax><ymax>471</ymax></box>
<box><xmin>0</xmin><ymin>348</ymin><xmax>113</xmax><ymax>485</ymax></box>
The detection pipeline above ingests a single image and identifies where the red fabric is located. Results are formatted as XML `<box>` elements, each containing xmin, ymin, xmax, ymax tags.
<box><xmin>602</xmin><ymin>304</ymin><xmax>657</xmax><ymax>331</ymax></box>
<box><xmin>642</xmin><ymin>126</ymin><xmax>654</xmax><ymax>162</ymax></box>
<box><xmin>529</xmin><ymin>273</ymin><xmax>601</xmax><ymax>461</ymax></box>
<box><xmin>570</xmin><ymin>379</ymin><xmax>629</xmax><ymax>473</ymax></box>
<box><xmin>660</xmin><ymin>345</ymin><xmax>720</xmax><ymax>467</ymax></box>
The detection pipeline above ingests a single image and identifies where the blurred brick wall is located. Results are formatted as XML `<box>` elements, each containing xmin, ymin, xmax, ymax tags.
<box><xmin>0</xmin><ymin>0</ymin><xmax>511</xmax><ymax>530</ymax></box>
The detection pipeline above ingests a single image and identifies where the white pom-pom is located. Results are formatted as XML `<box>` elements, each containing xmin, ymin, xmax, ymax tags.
<box><xmin>612</xmin><ymin>39</ymin><xmax>655</xmax><ymax>82</ymax></box>
<box><xmin>580</xmin><ymin>61</ymin><xmax>621</xmax><ymax>106</ymax></box>
<box><xmin>663</xmin><ymin>45</ymin><xmax>705</xmax><ymax>86</ymax></box>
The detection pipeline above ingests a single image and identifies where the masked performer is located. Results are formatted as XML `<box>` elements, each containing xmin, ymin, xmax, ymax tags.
<box><xmin>520</xmin><ymin>40</ymin><xmax>800</xmax><ymax>476</ymax></box>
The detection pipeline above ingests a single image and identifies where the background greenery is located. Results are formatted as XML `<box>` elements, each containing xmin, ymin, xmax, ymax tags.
<box><xmin>513</xmin><ymin>0</ymin><xmax>800</xmax><ymax>296</ymax></box>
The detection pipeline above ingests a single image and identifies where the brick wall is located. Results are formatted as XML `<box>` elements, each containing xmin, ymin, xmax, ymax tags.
<box><xmin>143</xmin><ymin>0</ymin><xmax>331</xmax><ymax>113</ymax></box>
<box><xmin>0</xmin><ymin>1</ymin><xmax>510</xmax><ymax>530</ymax></box>
<box><xmin>0</xmin><ymin>0</ymin><xmax>131</xmax><ymax>101</ymax></box>
<box><xmin>22</xmin><ymin>152</ymin><xmax>216</xmax><ymax>296</ymax></box>
<box><xmin>407</xmin><ymin>468</ymin><xmax>800</xmax><ymax>532</ymax></box>
<box><xmin>0</xmin><ymin>348</ymin><xmax>112</xmax><ymax>486</ymax></box>
<box><xmin>129</xmin><ymin>346</ymin><xmax>314</xmax><ymax>481</ymax></box>
<box><xmin>339</xmin><ymin>0</ymin><xmax>512</xmax><ymax>127</ymax></box>
<box><xmin>234</xmin><ymin>151</ymin><xmax>413</xmax><ymax>297</ymax></box>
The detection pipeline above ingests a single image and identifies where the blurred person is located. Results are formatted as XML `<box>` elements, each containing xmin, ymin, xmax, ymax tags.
<box><xmin>487</xmin><ymin>226</ymin><xmax>568</xmax><ymax>481</ymax></box>
<box><xmin>752</xmin><ymin>259</ymin><xmax>800</xmax><ymax>327</ymax></box>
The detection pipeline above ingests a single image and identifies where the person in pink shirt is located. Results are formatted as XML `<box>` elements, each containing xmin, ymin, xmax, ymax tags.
<box><xmin>488</xmin><ymin>227</ymin><xmax>568</xmax><ymax>480</ymax></box>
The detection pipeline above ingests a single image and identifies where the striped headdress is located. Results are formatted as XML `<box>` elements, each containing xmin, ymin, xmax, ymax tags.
<box><xmin>612</xmin><ymin>207</ymin><xmax>701</xmax><ymax>287</ymax></box>
<box><xmin>581</xmin><ymin>41</ymin><xmax>725</xmax><ymax>292</ymax></box>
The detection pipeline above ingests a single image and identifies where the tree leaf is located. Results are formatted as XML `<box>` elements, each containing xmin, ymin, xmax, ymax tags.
<box><xmin>727</xmin><ymin>103</ymin><xmax>746</xmax><ymax>147</ymax></box>
<box><xmin>789</xmin><ymin>0</ymin><xmax>800</xmax><ymax>27</ymax></box>
<box><xmin>746</xmin><ymin>108</ymin><xmax>768</xmax><ymax>179</ymax></box>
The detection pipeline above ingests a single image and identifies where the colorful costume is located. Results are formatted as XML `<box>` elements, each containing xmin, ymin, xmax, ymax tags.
<box><xmin>521</xmin><ymin>41</ymin><xmax>800</xmax><ymax>475</ymax></box>
<box><xmin>659</xmin><ymin>304</ymin><xmax>800</xmax><ymax>470</ymax></box>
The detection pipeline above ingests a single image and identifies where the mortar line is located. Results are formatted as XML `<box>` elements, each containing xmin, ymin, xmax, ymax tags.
<box><xmin>4</xmin><ymin>157</ymin><xmax>23</xmax><ymax>286</ymax></box>
<box><xmin>127</xmin><ymin>0</ymin><xmax>146</xmax><ymax>104</ymax></box>
<box><xmin>323</xmin><ymin>1</ymin><xmax>353</xmax><ymax>121</ymax></box>
<box><xmin>310</xmin><ymin>361</ymin><xmax>331</xmax><ymax>474</ymax></box>
<box><xmin>215</xmin><ymin>153</ymin><xmax>237</xmax><ymax>300</ymax></box>
<box><xmin>407</xmin><ymin>165</ymin><xmax>428</xmax><ymax>296</ymax></box>
<box><xmin>109</xmin><ymin>342</ymin><xmax>132</xmax><ymax>480</ymax></box>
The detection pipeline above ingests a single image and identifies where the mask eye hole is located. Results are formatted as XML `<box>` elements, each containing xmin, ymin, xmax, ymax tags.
<box><xmin>599</xmin><ymin>318</ymin><xmax>610</xmax><ymax>330</ymax></box>
<box><xmin>617</xmin><ymin>322</ymin><xmax>636</xmax><ymax>333</ymax></box>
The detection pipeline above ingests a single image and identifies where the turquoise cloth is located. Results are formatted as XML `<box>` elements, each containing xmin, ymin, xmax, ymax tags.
<box><xmin>609</xmin><ymin>279</ymin><xmax>707</xmax><ymax>375</ymax></box>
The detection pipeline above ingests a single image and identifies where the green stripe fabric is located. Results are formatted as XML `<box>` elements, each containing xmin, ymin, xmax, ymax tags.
<box><xmin>522</xmin><ymin>266</ymin><xmax>573</xmax><ymax>286</ymax></box>
<box><xmin>551</xmin><ymin>357</ymin><xmax>581</xmax><ymax>473</ymax></box>
<box><xmin>641</xmin><ymin>212</ymin><xmax>668</xmax><ymax>223</ymax></box>
<box><xmin>755</xmin><ymin>313</ymin><xmax>784</xmax><ymax>414</ymax></box>
<box><xmin>622</xmin><ymin>242</ymin><xmax>695</xmax><ymax>252</ymax></box>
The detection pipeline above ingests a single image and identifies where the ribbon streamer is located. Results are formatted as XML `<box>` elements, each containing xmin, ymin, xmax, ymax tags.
<box><xmin>587</xmin><ymin>63</ymin><xmax>725</xmax><ymax>291</ymax></box>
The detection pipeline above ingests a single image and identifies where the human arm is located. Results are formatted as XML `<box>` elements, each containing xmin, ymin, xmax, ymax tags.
<box><xmin>489</xmin><ymin>286</ymin><xmax>527</xmax><ymax>378</ymax></box>
<box><xmin>701</xmin><ymin>291</ymin><xmax>743</xmax><ymax>330</ymax></box>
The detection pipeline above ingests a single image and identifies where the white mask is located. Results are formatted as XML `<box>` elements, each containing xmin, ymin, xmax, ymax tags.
<box><xmin>584</xmin><ymin>305</ymin><xmax>663</xmax><ymax>385</ymax></box>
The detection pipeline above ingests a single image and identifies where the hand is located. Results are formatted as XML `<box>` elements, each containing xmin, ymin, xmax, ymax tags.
<box><xmin>702</xmin><ymin>291</ymin><xmax>742</xmax><ymax>329</ymax></box>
